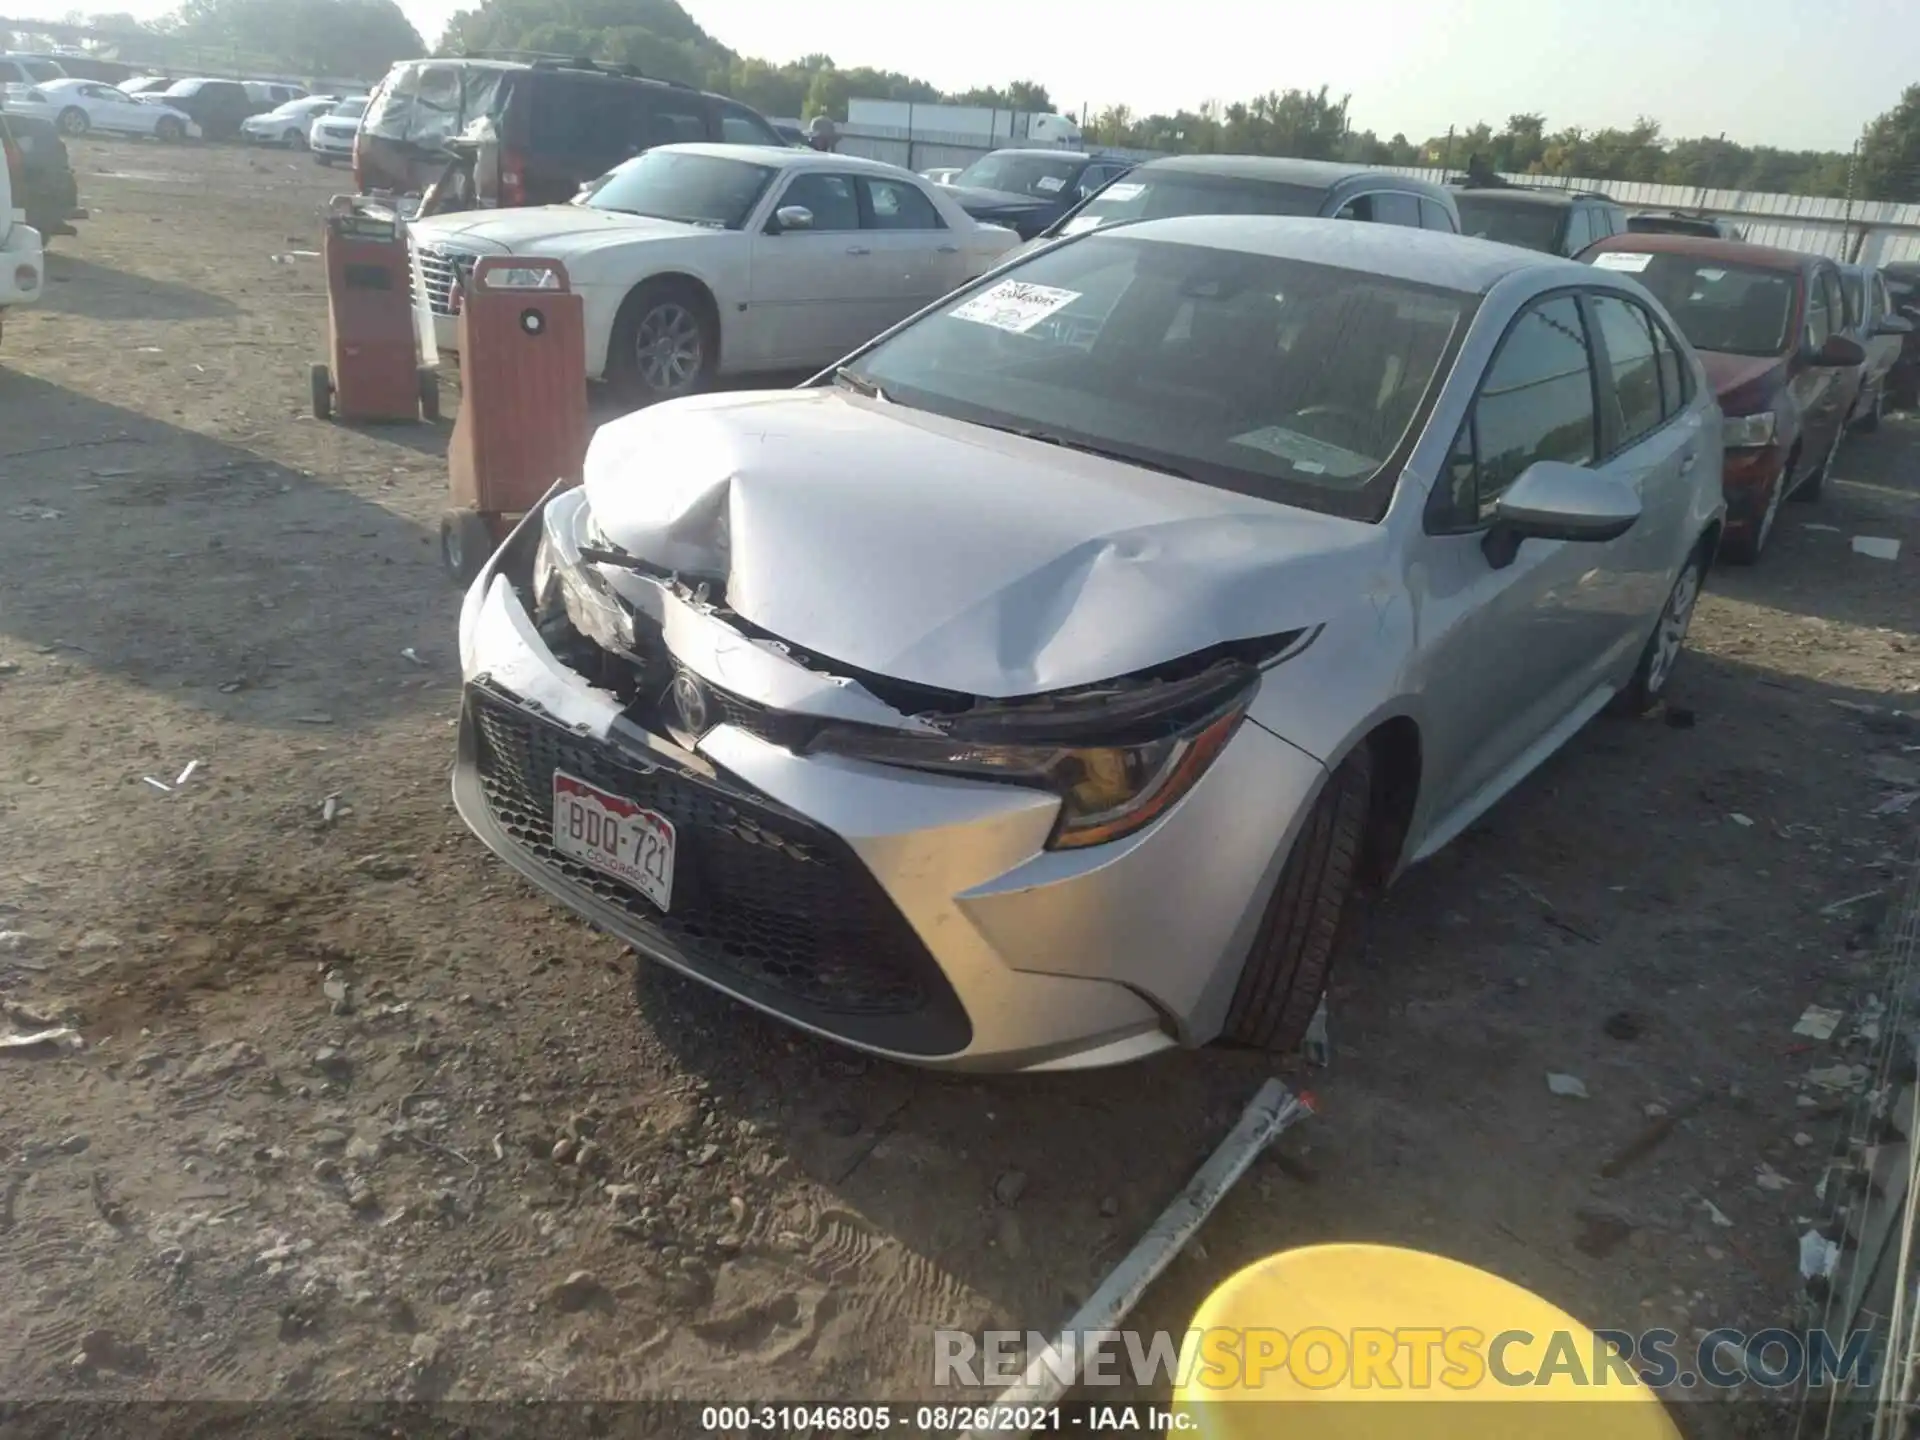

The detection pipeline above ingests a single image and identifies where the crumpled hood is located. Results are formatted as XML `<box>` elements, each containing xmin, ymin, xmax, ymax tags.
<box><xmin>406</xmin><ymin>205</ymin><xmax>705</xmax><ymax>259</ymax></box>
<box><xmin>580</xmin><ymin>389</ymin><xmax>1384</xmax><ymax>698</ymax></box>
<box><xmin>944</xmin><ymin>184</ymin><xmax>1053</xmax><ymax>214</ymax></box>
<box><xmin>1697</xmin><ymin>348</ymin><xmax>1789</xmax><ymax>413</ymax></box>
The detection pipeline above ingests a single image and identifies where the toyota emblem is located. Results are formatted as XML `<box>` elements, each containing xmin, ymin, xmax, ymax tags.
<box><xmin>669</xmin><ymin>670</ymin><xmax>709</xmax><ymax>736</ymax></box>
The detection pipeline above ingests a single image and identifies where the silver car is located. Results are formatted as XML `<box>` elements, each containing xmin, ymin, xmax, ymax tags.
<box><xmin>454</xmin><ymin>217</ymin><xmax>1726</xmax><ymax>1073</ymax></box>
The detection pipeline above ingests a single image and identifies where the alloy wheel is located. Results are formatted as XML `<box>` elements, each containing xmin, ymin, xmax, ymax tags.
<box><xmin>634</xmin><ymin>303</ymin><xmax>702</xmax><ymax>395</ymax></box>
<box><xmin>1646</xmin><ymin>563</ymin><xmax>1701</xmax><ymax>696</ymax></box>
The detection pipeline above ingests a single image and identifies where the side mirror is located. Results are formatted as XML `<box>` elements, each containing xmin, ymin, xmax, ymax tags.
<box><xmin>1481</xmin><ymin>461</ymin><xmax>1641</xmax><ymax>570</ymax></box>
<box><xmin>770</xmin><ymin>204</ymin><xmax>814</xmax><ymax>233</ymax></box>
<box><xmin>1873</xmin><ymin>314</ymin><xmax>1914</xmax><ymax>337</ymax></box>
<box><xmin>1808</xmin><ymin>334</ymin><xmax>1866</xmax><ymax>368</ymax></box>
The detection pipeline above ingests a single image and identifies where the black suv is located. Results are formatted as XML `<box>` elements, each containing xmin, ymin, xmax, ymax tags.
<box><xmin>0</xmin><ymin>107</ymin><xmax>82</xmax><ymax>240</ymax></box>
<box><xmin>1033</xmin><ymin>156</ymin><xmax>1460</xmax><ymax>244</ymax></box>
<box><xmin>1449</xmin><ymin>180</ymin><xmax>1627</xmax><ymax>257</ymax></box>
<box><xmin>940</xmin><ymin>149</ymin><xmax>1136</xmax><ymax>239</ymax></box>
<box><xmin>156</xmin><ymin>78</ymin><xmax>265</xmax><ymax>140</ymax></box>
<box><xmin>356</xmin><ymin>57</ymin><xmax>787</xmax><ymax>205</ymax></box>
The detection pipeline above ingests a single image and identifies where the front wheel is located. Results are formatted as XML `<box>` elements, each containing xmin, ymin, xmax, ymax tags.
<box><xmin>309</xmin><ymin>363</ymin><xmax>332</xmax><ymax>421</ymax></box>
<box><xmin>57</xmin><ymin>107</ymin><xmax>89</xmax><ymax>137</ymax></box>
<box><xmin>1221</xmin><ymin>745</ymin><xmax>1371</xmax><ymax>1053</ymax></box>
<box><xmin>287</xmin><ymin>129</ymin><xmax>307</xmax><ymax>151</ymax></box>
<box><xmin>607</xmin><ymin>279</ymin><xmax>717</xmax><ymax>405</ymax></box>
<box><xmin>440</xmin><ymin>510</ymin><xmax>496</xmax><ymax>586</ymax></box>
<box><xmin>418</xmin><ymin>367</ymin><xmax>440</xmax><ymax>423</ymax></box>
<box><xmin>1609</xmin><ymin>551</ymin><xmax>1705</xmax><ymax>716</ymax></box>
<box><xmin>1793</xmin><ymin>424</ymin><xmax>1844</xmax><ymax>503</ymax></box>
<box><xmin>155</xmin><ymin>115</ymin><xmax>184</xmax><ymax>143</ymax></box>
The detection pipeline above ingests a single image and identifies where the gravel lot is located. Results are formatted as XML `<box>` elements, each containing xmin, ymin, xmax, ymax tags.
<box><xmin>2</xmin><ymin>140</ymin><xmax>1918</xmax><ymax>1432</ymax></box>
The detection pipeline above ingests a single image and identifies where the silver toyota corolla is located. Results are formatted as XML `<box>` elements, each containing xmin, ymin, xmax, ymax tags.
<box><xmin>454</xmin><ymin>216</ymin><xmax>1726</xmax><ymax>1073</ymax></box>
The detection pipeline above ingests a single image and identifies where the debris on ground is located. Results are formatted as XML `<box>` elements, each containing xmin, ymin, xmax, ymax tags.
<box><xmin>1546</xmin><ymin>1072</ymin><xmax>1590</xmax><ymax>1099</ymax></box>
<box><xmin>1793</xmin><ymin>1005</ymin><xmax>1844</xmax><ymax>1041</ymax></box>
<box><xmin>1700</xmin><ymin>1197</ymin><xmax>1734</xmax><ymax>1228</ymax></box>
<box><xmin>1</xmin><ymin>1027</ymin><xmax>81</xmax><ymax>1055</ymax></box>
<box><xmin>1852</xmin><ymin>536</ymin><xmax>1902</xmax><ymax>560</ymax></box>
<box><xmin>1573</xmin><ymin>1206</ymin><xmax>1635</xmax><ymax>1258</ymax></box>
<box><xmin>1603</xmin><ymin>1011</ymin><xmax>1644</xmax><ymax>1041</ymax></box>
<box><xmin>1301</xmin><ymin>997</ymin><xmax>1331</xmax><ymax>1067</ymax></box>
<box><xmin>994</xmin><ymin>1170</ymin><xmax>1029</xmax><ymax>1207</ymax></box>
<box><xmin>1730</xmin><ymin>813</ymin><xmax>1755</xmax><ymax>827</ymax></box>
<box><xmin>1800</xmin><ymin>1228</ymin><xmax>1840</xmax><ymax>1281</ymax></box>
<box><xmin>1754</xmin><ymin>1162</ymin><xmax>1790</xmax><ymax>1192</ymax></box>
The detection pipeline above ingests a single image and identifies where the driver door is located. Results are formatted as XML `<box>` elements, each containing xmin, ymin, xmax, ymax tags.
<box><xmin>746</xmin><ymin>170</ymin><xmax>883</xmax><ymax>369</ymax></box>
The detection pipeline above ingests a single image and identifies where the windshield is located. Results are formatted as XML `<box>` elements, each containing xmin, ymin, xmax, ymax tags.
<box><xmin>579</xmin><ymin>150</ymin><xmax>776</xmax><ymax>228</ymax></box>
<box><xmin>847</xmin><ymin>235</ymin><xmax>1470</xmax><ymax>518</ymax></box>
<box><xmin>1056</xmin><ymin>172</ymin><xmax>1328</xmax><ymax>237</ymax></box>
<box><xmin>1599</xmin><ymin>253</ymin><xmax>1796</xmax><ymax>357</ymax></box>
<box><xmin>331</xmin><ymin>97</ymin><xmax>366</xmax><ymax>120</ymax></box>
<box><xmin>1454</xmin><ymin>195</ymin><xmax>1564</xmax><ymax>253</ymax></box>
<box><xmin>954</xmin><ymin>153</ymin><xmax>1085</xmax><ymax>199</ymax></box>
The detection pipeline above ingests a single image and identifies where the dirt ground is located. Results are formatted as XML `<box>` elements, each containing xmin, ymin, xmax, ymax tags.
<box><xmin>3</xmin><ymin>139</ymin><xmax>1918</xmax><ymax>1433</ymax></box>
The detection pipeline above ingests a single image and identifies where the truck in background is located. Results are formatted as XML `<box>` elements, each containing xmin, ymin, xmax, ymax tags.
<box><xmin>846</xmin><ymin>98</ymin><xmax>1083</xmax><ymax>147</ymax></box>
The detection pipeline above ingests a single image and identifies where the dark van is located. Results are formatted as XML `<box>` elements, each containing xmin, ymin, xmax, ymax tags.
<box><xmin>354</xmin><ymin>57</ymin><xmax>786</xmax><ymax>207</ymax></box>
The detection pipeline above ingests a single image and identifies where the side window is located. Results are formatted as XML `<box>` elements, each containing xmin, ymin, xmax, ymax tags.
<box><xmin>779</xmin><ymin>172</ymin><xmax>861</xmax><ymax>231</ymax></box>
<box><xmin>1589</xmin><ymin>294</ymin><xmax>1665</xmax><ymax>450</ymax></box>
<box><xmin>1446</xmin><ymin>296</ymin><xmax>1599</xmax><ymax>525</ymax></box>
<box><xmin>648</xmin><ymin>104</ymin><xmax>710</xmax><ymax>145</ymax></box>
<box><xmin>1875</xmin><ymin>274</ymin><xmax>1893</xmax><ymax>320</ymax></box>
<box><xmin>1419</xmin><ymin>198</ymin><xmax>1458</xmax><ymax>233</ymax></box>
<box><xmin>1805</xmin><ymin>272</ymin><xmax>1833</xmax><ymax>348</ymax></box>
<box><xmin>1562</xmin><ymin>207</ymin><xmax>1593</xmax><ymax>255</ymax></box>
<box><xmin>1372</xmin><ymin>192</ymin><xmax>1422</xmax><ymax>228</ymax></box>
<box><xmin>532</xmin><ymin>83</ymin><xmax>644</xmax><ymax>157</ymax></box>
<box><xmin>862</xmin><ymin>177</ymin><xmax>945</xmax><ymax>230</ymax></box>
<box><xmin>718</xmin><ymin>101</ymin><xmax>780</xmax><ymax>146</ymax></box>
<box><xmin>1649</xmin><ymin>315</ymin><xmax>1691</xmax><ymax>416</ymax></box>
<box><xmin>1074</xmin><ymin>165</ymin><xmax>1112</xmax><ymax>199</ymax></box>
<box><xmin>1333</xmin><ymin>193</ymin><xmax>1374</xmax><ymax>222</ymax></box>
<box><xmin>1824</xmin><ymin>270</ymin><xmax>1849</xmax><ymax>332</ymax></box>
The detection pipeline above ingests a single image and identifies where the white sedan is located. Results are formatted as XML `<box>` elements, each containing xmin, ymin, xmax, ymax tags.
<box><xmin>407</xmin><ymin>144</ymin><xmax>1022</xmax><ymax>402</ymax></box>
<box><xmin>25</xmin><ymin>78</ymin><xmax>199</xmax><ymax>141</ymax></box>
<box><xmin>242</xmin><ymin>96</ymin><xmax>339</xmax><ymax>149</ymax></box>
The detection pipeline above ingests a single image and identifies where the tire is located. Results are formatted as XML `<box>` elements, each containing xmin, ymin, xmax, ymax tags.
<box><xmin>287</xmin><ymin>129</ymin><xmax>307</xmax><ymax>151</ymax></box>
<box><xmin>309</xmin><ymin>363</ymin><xmax>332</xmax><ymax>421</ymax></box>
<box><xmin>57</xmin><ymin>107</ymin><xmax>89</xmax><ymax>138</ymax></box>
<box><xmin>1609</xmin><ymin>549</ymin><xmax>1705</xmax><ymax>717</ymax></box>
<box><xmin>1854</xmin><ymin>381</ymin><xmax>1882</xmax><ymax>433</ymax></box>
<box><xmin>440</xmin><ymin>510</ymin><xmax>496</xmax><ymax>586</ymax></box>
<box><xmin>607</xmin><ymin>278</ymin><xmax>717</xmax><ymax>405</ymax></box>
<box><xmin>315</xmin><ymin>153</ymin><xmax>335</xmax><ymax>167</ymax></box>
<box><xmin>418</xmin><ymin>367</ymin><xmax>440</xmax><ymax>423</ymax></box>
<box><xmin>1221</xmin><ymin>745</ymin><xmax>1372</xmax><ymax>1053</ymax></box>
<box><xmin>1792</xmin><ymin>424</ymin><xmax>1843</xmax><ymax>503</ymax></box>
<box><xmin>155</xmin><ymin>116</ymin><xmax>184</xmax><ymax>143</ymax></box>
<box><xmin>1722</xmin><ymin>452</ymin><xmax>1792</xmax><ymax>565</ymax></box>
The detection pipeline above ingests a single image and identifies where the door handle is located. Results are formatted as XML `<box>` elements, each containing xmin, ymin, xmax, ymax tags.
<box><xmin>1679</xmin><ymin>451</ymin><xmax>1697</xmax><ymax>474</ymax></box>
<box><xmin>936</xmin><ymin>244</ymin><xmax>959</xmax><ymax>254</ymax></box>
<box><xmin>846</xmin><ymin>245</ymin><xmax>871</xmax><ymax>256</ymax></box>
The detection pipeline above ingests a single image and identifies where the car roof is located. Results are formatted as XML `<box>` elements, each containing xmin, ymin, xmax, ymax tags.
<box><xmin>1102</xmin><ymin>214</ymin><xmax>1592</xmax><ymax>293</ymax></box>
<box><xmin>650</xmin><ymin>142</ymin><xmax>920</xmax><ymax>178</ymax></box>
<box><xmin>1585</xmin><ymin>230</ymin><xmax>1819</xmax><ymax>274</ymax></box>
<box><xmin>1136</xmin><ymin>154</ymin><xmax>1453</xmax><ymax>200</ymax></box>
<box><xmin>1451</xmin><ymin>186</ymin><xmax>1591</xmax><ymax>208</ymax></box>
<box><xmin>978</xmin><ymin>147</ymin><xmax>1101</xmax><ymax>161</ymax></box>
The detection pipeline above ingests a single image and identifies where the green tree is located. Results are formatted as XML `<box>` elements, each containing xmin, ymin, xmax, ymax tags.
<box><xmin>1859</xmin><ymin>83</ymin><xmax>1920</xmax><ymax>201</ymax></box>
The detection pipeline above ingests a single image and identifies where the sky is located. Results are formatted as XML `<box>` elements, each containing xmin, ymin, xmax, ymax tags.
<box><xmin>6</xmin><ymin>0</ymin><xmax>1910</xmax><ymax>151</ymax></box>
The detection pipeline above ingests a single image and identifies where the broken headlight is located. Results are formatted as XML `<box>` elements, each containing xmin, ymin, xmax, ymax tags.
<box><xmin>805</xmin><ymin>663</ymin><xmax>1259</xmax><ymax>850</ymax></box>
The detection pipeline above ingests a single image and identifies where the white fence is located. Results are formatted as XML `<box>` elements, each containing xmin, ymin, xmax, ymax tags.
<box><xmin>831</xmin><ymin>124</ymin><xmax>1920</xmax><ymax>264</ymax></box>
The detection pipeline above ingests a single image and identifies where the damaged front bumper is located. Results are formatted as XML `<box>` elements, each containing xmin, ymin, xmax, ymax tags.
<box><xmin>453</xmin><ymin>490</ymin><xmax>1329</xmax><ymax>1072</ymax></box>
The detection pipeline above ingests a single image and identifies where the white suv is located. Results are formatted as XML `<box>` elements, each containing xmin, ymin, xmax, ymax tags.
<box><xmin>0</xmin><ymin>114</ymin><xmax>46</xmax><ymax>343</ymax></box>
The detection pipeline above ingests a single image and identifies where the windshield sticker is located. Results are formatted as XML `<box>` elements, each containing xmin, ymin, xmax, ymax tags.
<box><xmin>1592</xmin><ymin>251</ymin><xmax>1654</xmax><ymax>273</ymax></box>
<box><xmin>949</xmin><ymin>281</ymin><xmax>1083</xmax><ymax>334</ymax></box>
<box><xmin>1229</xmin><ymin>426</ymin><xmax>1375</xmax><ymax>478</ymax></box>
<box><xmin>1034</xmin><ymin>175</ymin><xmax>1066</xmax><ymax>193</ymax></box>
<box><xmin>1099</xmin><ymin>182</ymin><xmax>1145</xmax><ymax>203</ymax></box>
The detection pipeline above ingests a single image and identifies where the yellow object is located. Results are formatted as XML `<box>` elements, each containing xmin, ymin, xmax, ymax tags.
<box><xmin>1173</xmin><ymin>1243</ymin><xmax>1684</xmax><ymax>1440</ymax></box>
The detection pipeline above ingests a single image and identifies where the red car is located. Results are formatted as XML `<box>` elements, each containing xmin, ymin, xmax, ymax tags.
<box><xmin>1582</xmin><ymin>234</ymin><xmax>1863</xmax><ymax>564</ymax></box>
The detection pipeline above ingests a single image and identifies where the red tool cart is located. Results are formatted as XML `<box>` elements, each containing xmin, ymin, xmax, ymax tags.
<box><xmin>310</xmin><ymin>195</ymin><xmax>438</xmax><ymax>424</ymax></box>
<box><xmin>441</xmin><ymin>255</ymin><xmax>587</xmax><ymax>584</ymax></box>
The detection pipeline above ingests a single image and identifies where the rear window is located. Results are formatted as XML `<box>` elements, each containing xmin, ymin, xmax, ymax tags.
<box><xmin>1454</xmin><ymin>195</ymin><xmax>1565</xmax><ymax>253</ymax></box>
<box><xmin>363</xmin><ymin>62</ymin><xmax>511</xmax><ymax>148</ymax></box>
<box><xmin>21</xmin><ymin>58</ymin><xmax>64</xmax><ymax>82</ymax></box>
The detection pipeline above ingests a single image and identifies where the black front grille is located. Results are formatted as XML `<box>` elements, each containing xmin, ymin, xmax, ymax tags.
<box><xmin>464</xmin><ymin>685</ymin><xmax>971</xmax><ymax>1054</ymax></box>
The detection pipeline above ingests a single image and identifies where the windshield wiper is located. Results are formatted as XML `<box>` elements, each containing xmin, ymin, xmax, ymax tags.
<box><xmin>981</xmin><ymin>424</ymin><xmax>1193</xmax><ymax>479</ymax></box>
<box><xmin>831</xmin><ymin>367</ymin><xmax>889</xmax><ymax>401</ymax></box>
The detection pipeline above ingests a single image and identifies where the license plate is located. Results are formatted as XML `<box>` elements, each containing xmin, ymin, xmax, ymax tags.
<box><xmin>551</xmin><ymin>770</ymin><xmax>675</xmax><ymax>912</ymax></box>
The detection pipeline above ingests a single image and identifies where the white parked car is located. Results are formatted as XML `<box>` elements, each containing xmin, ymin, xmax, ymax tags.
<box><xmin>308</xmin><ymin>95</ymin><xmax>365</xmax><ymax>165</ymax></box>
<box><xmin>28</xmin><ymin>77</ymin><xmax>199</xmax><ymax>141</ymax></box>
<box><xmin>922</xmin><ymin>166</ymin><xmax>962</xmax><ymax>186</ymax></box>
<box><xmin>407</xmin><ymin>144</ymin><xmax>1022</xmax><ymax>403</ymax></box>
<box><xmin>242</xmin><ymin>95</ymin><xmax>337</xmax><ymax>149</ymax></box>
